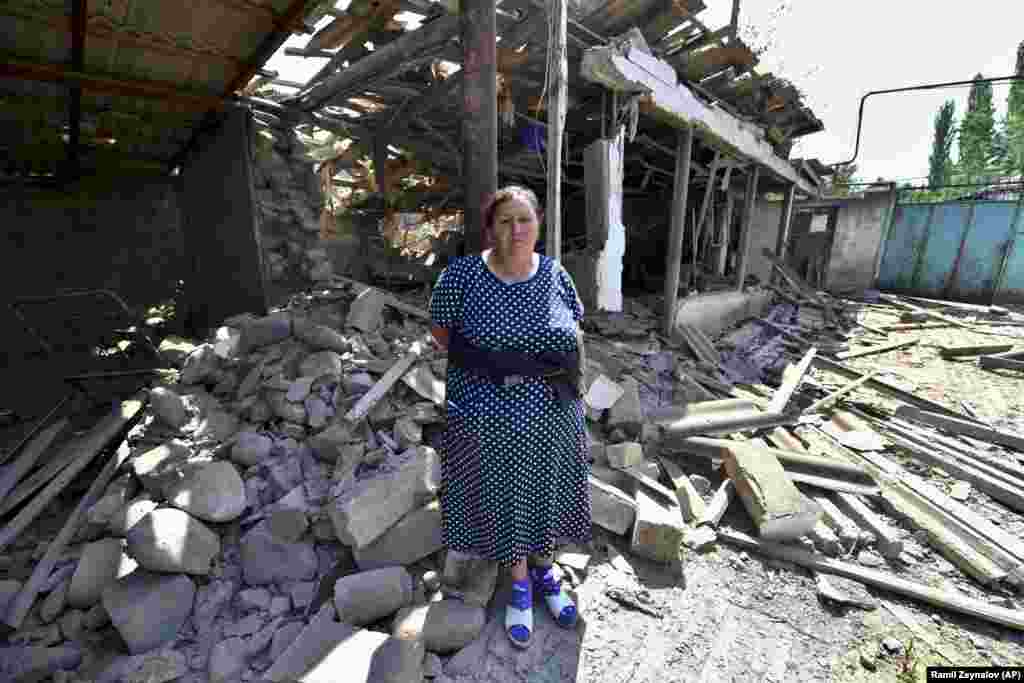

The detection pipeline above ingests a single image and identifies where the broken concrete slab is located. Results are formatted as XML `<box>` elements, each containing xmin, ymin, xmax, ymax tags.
<box><xmin>607</xmin><ymin>376</ymin><xmax>644</xmax><ymax>437</ymax></box>
<box><xmin>630</xmin><ymin>488</ymin><xmax>685</xmax><ymax>563</ymax></box>
<box><xmin>440</xmin><ymin>550</ymin><xmax>499</xmax><ymax>608</ymax></box>
<box><xmin>241</xmin><ymin>523</ymin><xmax>318</xmax><ymax>585</ymax></box>
<box><xmin>334</xmin><ymin>567</ymin><xmax>414</xmax><ymax>625</ymax></box>
<box><xmin>723</xmin><ymin>444</ymin><xmax>821</xmax><ymax>541</ymax></box>
<box><xmin>657</xmin><ymin>457</ymin><xmax>705</xmax><ymax>522</ymax></box>
<box><xmin>352</xmin><ymin>500</ymin><xmax>443</xmax><ymax>571</ymax></box>
<box><xmin>241</xmin><ymin>313</ymin><xmax>293</xmax><ymax>352</ymax></box>
<box><xmin>293</xmin><ymin>317</ymin><xmax>351</xmax><ymax>354</ymax></box>
<box><xmin>328</xmin><ymin>446</ymin><xmax>439</xmax><ymax>549</ymax></box>
<box><xmin>815</xmin><ymin>573</ymin><xmax>877</xmax><ymax>610</ymax></box>
<box><xmin>164</xmin><ymin>460</ymin><xmax>247</xmax><ymax>523</ymax></box>
<box><xmin>68</xmin><ymin>538</ymin><xmax>136</xmax><ymax>609</ymax></box>
<box><xmin>585</xmin><ymin>374</ymin><xmax>624</xmax><ymax>411</ymax></box>
<box><xmin>102</xmin><ymin>569</ymin><xmax>195</xmax><ymax>655</ymax></box>
<box><xmin>589</xmin><ymin>475</ymin><xmax>637</xmax><ymax>535</ymax></box>
<box><xmin>392</xmin><ymin>599</ymin><xmax>486</xmax><ymax>654</ymax></box>
<box><xmin>126</xmin><ymin>508</ymin><xmax>220</xmax><ymax>575</ymax></box>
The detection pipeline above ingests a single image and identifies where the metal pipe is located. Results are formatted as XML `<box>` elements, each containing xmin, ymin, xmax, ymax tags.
<box><xmin>834</xmin><ymin>74</ymin><xmax>1024</xmax><ymax>168</ymax></box>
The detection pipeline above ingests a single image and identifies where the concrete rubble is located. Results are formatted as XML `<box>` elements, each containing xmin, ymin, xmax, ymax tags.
<box><xmin>3</xmin><ymin>275</ymin><xmax>1024</xmax><ymax>682</ymax></box>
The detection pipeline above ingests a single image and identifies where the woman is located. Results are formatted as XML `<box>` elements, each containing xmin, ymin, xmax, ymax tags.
<box><xmin>429</xmin><ymin>185</ymin><xmax>591</xmax><ymax>648</ymax></box>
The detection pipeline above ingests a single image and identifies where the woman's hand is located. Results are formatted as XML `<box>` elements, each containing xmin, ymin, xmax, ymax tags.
<box><xmin>431</xmin><ymin>325</ymin><xmax>450</xmax><ymax>351</ymax></box>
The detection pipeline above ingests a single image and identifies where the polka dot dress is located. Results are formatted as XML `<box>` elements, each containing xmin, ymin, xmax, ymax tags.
<box><xmin>430</xmin><ymin>254</ymin><xmax>592</xmax><ymax>567</ymax></box>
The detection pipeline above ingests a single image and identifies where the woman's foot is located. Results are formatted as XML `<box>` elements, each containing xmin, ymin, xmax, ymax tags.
<box><xmin>505</xmin><ymin>578</ymin><xmax>533</xmax><ymax>649</ymax></box>
<box><xmin>530</xmin><ymin>565</ymin><xmax>577</xmax><ymax>628</ymax></box>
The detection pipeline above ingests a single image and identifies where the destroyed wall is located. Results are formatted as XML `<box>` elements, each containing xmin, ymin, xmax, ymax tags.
<box><xmin>747</xmin><ymin>200</ymin><xmax>785</xmax><ymax>285</ymax></box>
<box><xmin>0</xmin><ymin>177</ymin><xmax>185</xmax><ymax>358</ymax></box>
<box><xmin>823</xmin><ymin>188</ymin><xmax>896</xmax><ymax>295</ymax></box>
<box><xmin>250</xmin><ymin>120</ymin><xmax>336</xmax><ymax>305</ymax></box>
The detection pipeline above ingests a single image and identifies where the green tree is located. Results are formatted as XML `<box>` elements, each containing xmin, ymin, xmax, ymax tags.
<box><xmin>928</xmin><ymin>100</ymin><xmax>957</xmax><ymax>188</ymax></box>
<box><xmin>1004</xmin><ymin>41</ymin><xmax>1024</xmax><ymax>179</ymax></box>
<box><xmin>958</xmin><ymin>73</ymin><xmax>997</xmax><ymax>184</ymax></box>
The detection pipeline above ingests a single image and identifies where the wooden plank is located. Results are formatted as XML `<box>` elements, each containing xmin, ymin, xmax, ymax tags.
<box><xmin>344</xmin><ymin>348</ymin><xmax>421</xmax><ymax>423</ymax></box>
<box><xmin>678</xmin><ymin>322</ymin><xmax>718</xmax><ymax>366</ymax></box>
<box><xmin>678</xmin><ymin>437</ymin><xmax>871</xmax><ymax>481</ymax></box>
<box><xmin>545</xmin><ymin>0</ymin><xmax>567</xmax><ymax>262</ymax></box>
<box><xmin>880</xmin><ymin>322</ymin><xmax>952</xmax><ymax>332</ymax></box>
<box><xmin>0</xmin><ymin>418</ymin><xmax>68</xmax><ymax>503</ymax></box>
<box><xmin>663</xmin><ymin>125</ymin><xmax>693</xmax><ymax>336</ymax></box>
<box><xmin>0</xmin><ymin>439</ymin><xmax>82</xmax><ymax>519</ymax></box>
<box><xmin>980</xmin><ymin>355</ymin><xmax>1024</xmax><ymax>372</ymax></box>
<box><xmin>939</xmin><ymin>344</ymin><xmax>1014</xmax><ymax>359</ymax></box>
<box><xmin>698</xmin><ymin>479</ymin><xmax>735</xmax><ymax>527</ymax></box>
<box><xmin>789</xmin><ymin>472</ymin><xmax>881</xmax><ymax>498</ymax></box>
<box><xmin>805</xmin><ymin>371</ymin><xmax>881</xmax><ymax>414</ymax></box>
<box><xmin>768</xmin><ymin>347</ymin><xmax>816</xmax><ymax>413</ymax></box>
<box><xmin>834</xmin><ymin>338</ymin><xmax>918</xmax><ymax>361</ymax></box>
<box><xmin>3</xmin><ymin>405</ymin><xmax>141</xmax><ymax>629</ymax></box>
<box><xmin>0</xmin><ymin>397</ymin><xmax>144</xmax><ymax>551</ymax></box>
<box><xmin>896</xmin><ymin>406</ymin><xmax>1024</xmax><ymax>454</ymax></box>
<box><xmin>657</xmin><ymin>456</ymin><xmax>705</xmax><ymax>522</ymax></box>
<box><xmin>734</xmin><ymin>167</ymin><xmax>760</xmax><ymax>290</ymax></box>
<box><xmin>330</xmin><ymin>276</ymin><xmax>429</xmax><ymax>320</ymax></box>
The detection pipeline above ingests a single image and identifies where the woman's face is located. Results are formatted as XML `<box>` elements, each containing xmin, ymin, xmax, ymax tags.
<box><xmin>491</xmin><ymin>196</ymin><xmax>540</xmax><ymax>257</ymax></box>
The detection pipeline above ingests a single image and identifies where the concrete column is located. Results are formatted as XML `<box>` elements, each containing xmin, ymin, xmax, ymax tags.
<box><xmin>460</xmin><ymin>0</ymin><xmax>497</xmax><ymax>254</ymax></box>
<box><xmin>734</xmin><ymin>165</ymin><xmax>761</xmax><ymax>290</ymax></box>
<box><xmin>663</xmin><ymin>125</ymin><xmax>693</xmax><ymax>336</ymax></box>
<box><xmin>582</xmin><ymin>127</ymin><xmax>625</xmax><ymax>312</ymax></box>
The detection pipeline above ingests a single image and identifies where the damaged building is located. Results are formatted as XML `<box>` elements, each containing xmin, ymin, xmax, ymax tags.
<box><xmin>4</xmin><ymin>1</ymin><xmax>1024</xmax><ymax>682</ymax></box>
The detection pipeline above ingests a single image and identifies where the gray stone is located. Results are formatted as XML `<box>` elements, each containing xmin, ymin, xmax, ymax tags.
<box><xmin>688</xmin><ymin>474</ymin><xmax>712</xmax><ymax>496</ymax></box>
<box><xmin>83</xmin><ymin>603</ymin><xmax>111</xmax><ymax>630</ymax></box>
<box><xmin>241</xmin><ymin>523</ymin><xmax>318</xmax><ymax>586</ymax></box>
<box><xmin>247</xmin><ymin>617</ymin><xmax>282</xmax><ymax>656</ymax></box>
<box><xmin>305</xmin><ymin>396</ymin><xmax>332</xmax><ymax>429</ymax></box>
<box><xmin>393</xmin><ymin>418</ymin><xmax>422</xmax><ymax>449</ymax></box>
<box><xmin>265</xmin><ymin>609</ymin><xmax>378</xmax><ymax>683</ymax></box>
<box><xmin>241</xmin><ymin>314</ymin><xmax>292</xmax><ymax>353</ymax></box>
<box><xmin>343</xmin><ymin>372</ymin><xmax>375</xmax><ymax>395</ymax></box>
<box><xmin>346</xmin><ymin>288</ymin><xmax>388</xmax><ymax>332</ymax></box>
<box><xmin>232</xmin><ymin>431</ymin><xmax>274</xmax><ymax>467</ymax></box>
<box><xmin>270</xmin><ymin>621</ymin><xmax>304</xmax><ymax>660</ymax></box>
<box><xmin>352</xmin><ymin>500</ymin><xmax>443</xmax><ymax>571</ymax></box>
<box><xmin>181</xmin><ymin>344</ymin><xmax>221</xmax><ymax>385</ymax></box>
<box><xmin>328</xmin><ymin>447</ymin><xmax>440</xmax><ymax>549</ymax></box>
<box><xmin>192</xmin><ymin>408</ymin><xmax>240</xmax><ymax>443</ymax></box>
<box><xmin>9</xmin><ymin>624</ymin><xmax>62</xmax><ymax>647</ymax></box>
<box><xmin>131</xmin><ymin>440</ymin><xmax>209</xmax><ymax>498</ymax></box>
<box><xmin>150</xmin><ymin>387</ymin><xmax>190</xmax><ymax>429</ymax></box>
<box><xmin>815</xmin><ymin>573</ymin><xmax>878</xmax><ymax>610</ymax></box>
<box><xmin>237</xmin><ymin>588</ymin><xmax>272</xmax><ymax>612</ymax></box>
<box><xmin>424</xmin><ymin>652</ymin><xmax>443</xmax><ymax>678</ymax></box>
<box><xmin>440</xmin><ymin>550</ymin><xmax>498</xmax><ymax>608</ymax></box>
<box><xmin>109</xmin><ymin>495</ymin><xmax>159</xmax><ymax>536</ymax></box>
<box><xmin>589</xmin><ymin>476</ymin><xmax>636</xmax><ymax>535</ymax></box>
<box><xmin>102</xmin><ymin>569</ymin><xmax>195</xmax><ymax>655</ymax></box>
<box><xmin>606</xmin><ymin>442</ymin><xmax>644</xmax><ymax>470</ymax></box>
<box><xmin>68</xmin><ymin>538</ymin><xmax>136</xmax><ymax>608</ymax></box>
<box><xmin>210</xmin><ymin>637</ymin><xmax>249</xmax><ymax>683</ymax></box>
<box><xmin>367</xmin><ymin>636</ymin><xmax>425</xmax><ymax>683</ymax></box>
<box><xmin>631</xmin><ymin>488</ymin><xmax>685</xmax><ymax>563</ymax></box>
<box><xmin>58</xmin><ymin>609</ymin><xmax>85</xmax><ymax>641</ymax></box>
<box><xmin>308</xmin><ymin>423</ymin><xmax>356</xmax><ymax>463</ymax></box>
<box><xmin>266</xmin><ymin>391</ymin><xmax>308</xmax><ymax>423</ymax></box>
<box><xmin>97</xmin><ymin>648</ymin><xmax>188</xmax><ymax>683</ymax></box>
<box><xmin>294</xmin><ymin>319</ymin><xmax>350</xmax><ymax>355</ymax></box>
<box><xmin>267</xmin><ymin>456</ymin><xmax>304</xmax><ymax>496</ymax></box>
<box><xmin>0</xmin><ymin>646</ymin><xmax>83</xmax><ymax>681</ymax></box>
<box><xmin>299</xmin><ymin>351</ymin><xmax>344</xmax><ymax>379</ymax></box>
<box><xmin>225</xmin><ymin>614</ymin><xmax>265</xmax><ymax>637</ymax></box>
<box><xmin>270</xmin><ymin>596</ymin><xmax>292</xmax><ymax>617</ymax></box>
<box><xmin>127</xmin><ymin>508</ymin><xmax>221</xmax><ymax>575</ymax></box>
<box><xmin>1</xmin><ymin>578</ymin><xmax>23</xmax><ymax>618</ymax></box>
<box><xmin>421</xmin><ymin>571</ymin><xmax>441</xmax><ymax>593</ymax></box>
<box><xmin>287</xmin><ymin>376</ymin><xmax>315</xmax><ymax>402</ymax></box>
<box><xmin>289</xmin><ymin>581</ymin><xmax>317</xmax><ymax>610</ymax></box>
<box><xmin>40</xmin><ymin>579</ymin><xmax>68</xmax><ymax>623</ymax></box>
<box><xmin>334</xmin><ymin>567</ymin><xmax>414</xmax><ymax>626</ymax></box>
<box><xmin>392</xmin><ymin>600</ymin><xmax>486</xmax><ymax>654</ymax></box>
<box><xmin>165</xmin><ymin>460</ymin><xmax>247</xmax><ymax>523</ymax></box>
<box><xmin>607</xmin><ymin>377</ymin><xmax>644</xmax><ymax>436</ymax></box>
<box><xmin>158</xmin><ymin>336</ymin><xmax>197</xmax><ymax>367</ymax></box>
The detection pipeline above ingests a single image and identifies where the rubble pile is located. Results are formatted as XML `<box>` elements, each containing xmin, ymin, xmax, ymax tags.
<box><xmin>3</xmin><ymin>265</ymin><xmax>1024</xmax><ymax>681</ymax></box>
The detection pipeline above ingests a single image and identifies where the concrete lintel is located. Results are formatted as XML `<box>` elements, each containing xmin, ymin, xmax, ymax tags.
<box><xmin>580</xmin><ymin>45</ymin><xmax>819</xmax><ymax>197</ymax></box>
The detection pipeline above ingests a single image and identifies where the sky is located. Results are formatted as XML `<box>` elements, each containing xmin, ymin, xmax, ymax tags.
<box><xmin>265</xmin><ymin>0</ymin><xmax>1024</xmax><ymax>185</ymax></box>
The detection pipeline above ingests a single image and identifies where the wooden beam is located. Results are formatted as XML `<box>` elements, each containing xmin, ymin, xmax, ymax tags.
<box><xmin>690</xmin><ymin>151</ymin><xmax>721</xmax><ymax>289</ymax></box>
<box><xmin>226</xmin><ymin>0</ymin><xmax>317</xmax><ymax>93</ymax></box>
<box><xmin>0</xmin><ymin>59</ymin><xmax>226</xmax><ymax>110</ymax></box>
<box><xmin>768</xmin><ymin>346</ymin><xmax>816</xmax><ymax>413</ymax></box>
<box><xmin>734</xmin><ymin>165</ymin><xmax>759</xmax><ymax>289</ymax></box>
<box><xmin>774</xmin><ymin>183</ymin><xmax>796</xmax><ymax>258</ymax></box>
<box><xmin>461</xmin><ymin>0</ymin><xmax>498</xmax><ymax>253</ymax></box>
<box><xmin>0</xmin><ymin>419</ymin><xmax>68</xmax><ymax>504</ymax></box>
<box><xmin>345</xmin><ymin>348</ymin><xmax>422</xmax><ymax>423</ymax></box>
<box><xmin>716</xmin><ymin>193</ymin><xmax>733</xmax><ymax>275</ymax></box>
<box><xmin>895</xmin><ymin>406</ymin><xmax>1024</xmax><ymax>454</ymax></box>
<box><xmin>718</xmin><ymin>528</ymin><xmax>1024</xmax><ymax>631</ymax></box>
<box><xmin>545</xmin><ymin>0</ymin><xmax>568</xmax><ymax>262</ymax></box>
<box><xmin>805</xmin><ymin>371</ymin><xmax>881</xmax><ymax>414</ymax></box>
<box><xmin>3</xmin><ymin>401</ymin><xmax>142</xmax><ymax>629</ymax></box>
<box><xmin>663</xmin><ymin>125</ymin><xmax>693</xmax><ymax>336</ymax></box>
<box><xmin>299</xmin><ymin>14</ymin><xmax>460</xmax><ymax>110</ymax></box>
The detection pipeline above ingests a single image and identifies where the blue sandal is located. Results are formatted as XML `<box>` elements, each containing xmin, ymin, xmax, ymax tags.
<box><xmin>505</xmin><ymin>578</ymin><xmax>533</xmax><ymax>649</ymax></box>
<box><xmin>530</xmin><ymin>565</ymin><xmax>577</xmax><ymax>628</ymax></box>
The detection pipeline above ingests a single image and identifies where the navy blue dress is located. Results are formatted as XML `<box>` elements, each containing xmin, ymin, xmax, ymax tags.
<box><xmin>430</xmin><ymin>254</ymin><xmax>592</xmax><ymax>567</ymax></box>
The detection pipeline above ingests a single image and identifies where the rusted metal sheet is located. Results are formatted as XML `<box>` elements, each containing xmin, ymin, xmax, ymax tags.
<box><xmin>878</xmin><ymin>199</ymin><xmax>1023</xmax><ymax>303</ymax></box>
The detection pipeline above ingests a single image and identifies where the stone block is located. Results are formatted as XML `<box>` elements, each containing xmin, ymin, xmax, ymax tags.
<box><xmin>334</xmin><ymin>567</ymin><xmax>413</xmax><ymax>626</ymax></box>
<box><xmin>328</xmin><ymin>447</ymin><xmax>439</xmax><ymax>549</ymax></box>
<box><xmin>241</xmin><ymin>523</ymin><xmax>318</xmax><ymax>586</ymax></box>
<box><xmin>440</xmin><ymin>550</ymin><xmax>498</xmax><ymax>608</ymax></box>
<box><xmin>241</xmin><ymin>314</ymin><xmax>292</xmax><ymax>352</ymax></box>
<box><xmin>607</xmin><ymin>377</ymin><xmax>643</xmax><ymax>436</ymax></box>
<box><xmin>589</xmin><ymin>476</ymin><xmax>636</xmax><ymax>536</ymax></box>
<box><xmin>164</xmin><ymin>460</ymin><xmax>247</xmax><ymax>523</ymax></box>
<box><xmin>723</xmin><ymin>444</ymin><xmax>821</xmax><ymax>541</ymax></box>
<box><xmin>130</xmin><ymin>440</ymin><xmax>209</xmax><ymax>498</ymax></box>
<box><xmin>392</xmin><ymin>599</ymin><xmax>486</xmax><ymax>654</ymax></box>
<box><xmin>352</xmin><ymin>500</ymin><xmax>443</xmax><ymax>571</ymax></box>
<box><xmin>346</xmin><ymin>288</ymin><xmax>388</xmax><ymax>332</ymax></box>
<box><xmin>68</xmin><ymin>538</ymin><xmax>136</xmax><ymax>609</ymax></box>
<box><xmin>630</xmin><ymin>488</ymin><xmax>685</xmax><ymax>563</ymax></box>
<box><xmin>126</xmin><ymin>508</ymin><xmax>220</xmax><ymax>575</ymax></box>
<box><xmin>606</xmin><ymin>442</ymin><xmax>644</xmax><ymax>470</ymax></box>
<box><xmin>102</xmin><ymin>570</ymin><xmax>195</xmax><ymax>655</ymax></box>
